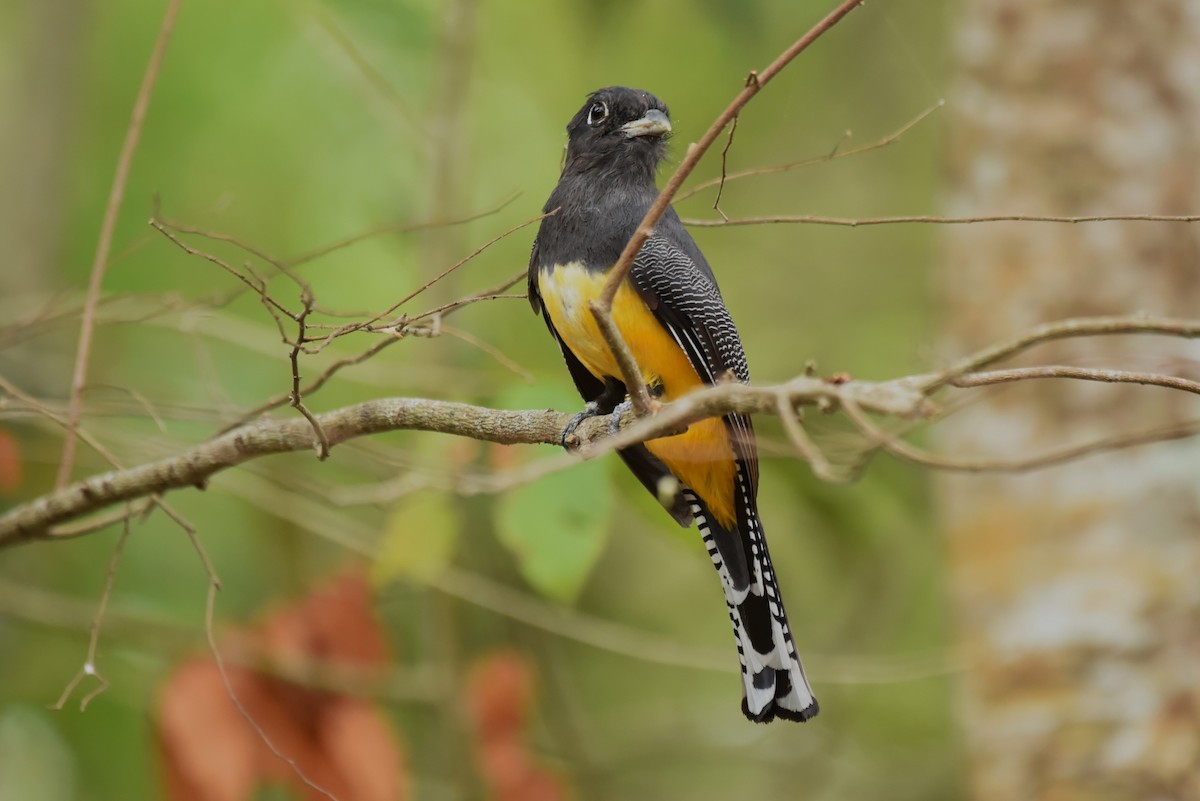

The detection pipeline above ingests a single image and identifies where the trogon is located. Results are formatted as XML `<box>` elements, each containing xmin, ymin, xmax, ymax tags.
<box><xmin>528</xmin><ymin>86</ymin><xmax>818</xmax><ymax>723</ymax></box>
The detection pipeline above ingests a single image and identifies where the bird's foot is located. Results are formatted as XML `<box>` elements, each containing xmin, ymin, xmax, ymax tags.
<box><xmin>608</xmin><ymin>399</ymin><xmax>634</xmax><ymax>434</ymax></box>
<box><xmin>561</xmin><ymin>401</ymin><xmax>601</xmax><ymax>449</ymax></box>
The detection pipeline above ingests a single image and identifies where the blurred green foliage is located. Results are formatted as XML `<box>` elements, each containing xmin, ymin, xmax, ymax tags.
<box><xmin>374</xmin><ymin>484</ymin><xmax>462</xmax><ymax>585</ymax></box>
<box><xmin>0</xmin><ymin>0</ymin><xmax>960</xmax><ymax>798</ymax></box>
<box><xmin>493</xmin><ymin>385</ymin><xmax>612</xmax><ymax>604</ymax></box>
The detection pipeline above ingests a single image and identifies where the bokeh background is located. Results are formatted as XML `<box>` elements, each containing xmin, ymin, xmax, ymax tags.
<box><xmin>3</xmin><ymin>0</ymin><xmax>1196</xmax><ymax>799</ymax></box>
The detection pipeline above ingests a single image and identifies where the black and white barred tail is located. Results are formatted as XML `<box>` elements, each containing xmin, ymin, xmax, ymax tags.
<box><xmin>684</xmin><ymin>476</ymin><xmax>818</xmax><ymax>723</ymax></box>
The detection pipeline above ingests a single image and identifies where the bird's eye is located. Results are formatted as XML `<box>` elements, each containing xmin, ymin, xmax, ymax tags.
<box><xmin>587</xmin><ymin>101</ymin><xmax>609</xmax><ymax>127</ymax></box>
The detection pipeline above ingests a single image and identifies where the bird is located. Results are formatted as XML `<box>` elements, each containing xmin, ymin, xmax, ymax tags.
<box><xmin>527</xmin><ymin>86</ymin><xmax>818</xmax><ymax>723</ymax></box>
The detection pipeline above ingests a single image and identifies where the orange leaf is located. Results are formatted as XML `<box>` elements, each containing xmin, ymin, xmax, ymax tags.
<box><xmin>0</xmin><ymin>428</ymin><xmax>21</xmax><ymax>495</ymax></box>
<box><xmin>321</xmin><ymin>698</ymin><xmax>407</xmax><ymax>801</ymax></box>
<box><xmin>465</xmin><ymin>651</ymin><xmax>568</xmax><ymax>801</ymax></box>
<box><xmin>467</xmin><ymin>651</ymin><xmax>531</xmax><ymax>739</ymax></box>
<box><xmin>157</xmin><ymin>568</ymin><xmax>408</xmax><ymax>801</ymax></box>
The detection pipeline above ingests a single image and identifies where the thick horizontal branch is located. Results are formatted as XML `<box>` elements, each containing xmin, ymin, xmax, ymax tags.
<box><xmin>0</xmin><ymin>376</ymin><xmax>925</xmax><ymax>549</ymax></box>
<box><xmin>0</xmin><ymin>399</ymin><xmax>575</xmax><ymax>548</ymax></box>
<box><xmin>5</xmin><ymin>313</ymin><xmax>1199</xmax><ymax>550</ymax></box>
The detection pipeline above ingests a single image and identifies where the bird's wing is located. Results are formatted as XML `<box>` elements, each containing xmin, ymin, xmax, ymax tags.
<box><xmin>526</xmin><ymin>238</ymin><xmax>543</xmax><ymax>314</ymax></box>
<box><xmin>627</xmin><ymin>236</ymin><xmax>760</xmax><ymax>494</ymax></box>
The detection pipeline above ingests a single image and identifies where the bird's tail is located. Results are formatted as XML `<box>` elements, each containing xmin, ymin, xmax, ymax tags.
<box><xmin>684</xmin><ymin>487</ymin><xmax>819</xmax><ymax>723</ymax></box>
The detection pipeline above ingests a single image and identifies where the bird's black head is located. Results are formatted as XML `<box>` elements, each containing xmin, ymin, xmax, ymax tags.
<box><xmin>562</xmin><ymin>86</ymin><xmax>671</xmax><ymax>181</ymax></box>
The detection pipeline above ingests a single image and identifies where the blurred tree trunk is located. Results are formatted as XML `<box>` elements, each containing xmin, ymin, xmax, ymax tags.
<box><xmin>938</xmin><ymin>2</ymin><xmax>1200</xmax><ymax>799</ymax></box>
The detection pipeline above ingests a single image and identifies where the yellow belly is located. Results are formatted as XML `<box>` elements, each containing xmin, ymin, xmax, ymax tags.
<box><xmin>539</xmin><ymin>262</ymin><xmax>737</xmax><ymax>527</ymax></box>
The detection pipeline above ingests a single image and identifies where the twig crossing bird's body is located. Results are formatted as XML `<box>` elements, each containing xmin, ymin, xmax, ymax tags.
<box><xmin>528</xmin><ymin>87</ymin><xmax>818</xmax><ymax>723</ymax></box>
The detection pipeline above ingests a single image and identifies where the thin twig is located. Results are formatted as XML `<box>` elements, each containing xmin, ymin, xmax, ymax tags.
<box><xmin>155</xmin><ymin>498</ymin><xmax>221</xmax><ymax>589</ymax></box>
<box><xmin>283</xmin><ymin>194</ymin><xmax>519</xmax><ymax>268</ymax></box>
<box><xmin>587</xmin><ymin>299</ymin><xmax>656</xmax><ymax>417</ymax></box>
<box><xmin>86</xmin><ymin>383</ymin><xmax>169</xmax><ymax>433</ymax></box>
<box><xmin>150</xmin><ymin>218</ymin><xmax>297</xmax><ymax>319</ymax></box>
<box><xmin>840</xmin><ymin>397</ymin><xmax>1200</xmax><ymax>474</ymax></box>
<box><xmin>712</xmin><ymin>113</ymin><xmax>739</xmax><ymax>220</ymax></box>
<box><xmin>922</xmin><ymin>316</ymin><xmax>1200</xmax><ymax>391</ymax></box>
<box><xmin>304</xmin><ymin>210</ymin><xmax>554</xmax><ymax>351</ymax></box>
<box><xmin>0</xmin><ymin>375</ymin><xmax>125</xmax><ymax>468</ymax></box>
<box><xmin>301</xmin><ymin>277</ymin><xmax>526</xmax><ymax>331</ymax></box>
<box><xmin>50</xmin><ymin>516</ymin><xmax>131</xmax><ymax>711</ymax></box>
<box><xmin>2</xmin><ymin>576</ymin><xmax>444</xmax><ymax>700</ymax></box>
<box><xmin>47</xmin><ymin>501</ymin><xmax>154</xmax><ymax>541</ymax></box>
<box><xmin>774</xmin><ymin>394</ymin><xmax>839</xmax><ymax>482</ymax></box>
<box><xmin>58</xmin><ymin>0</ymin><xmax>183</xmax><ymax>489</ymax></box>
<box><xmin>0</xmin><ymin>288</ymin><xmax>246</xmax><ymax>351</ymax></box>
<box><xmin>154</xmin><ymin>205</ymin><xmax>284</xmax><ymax>268</ymax></box>
<box><xmin>214</xmin><ymin>335</ymin><xmax>403</xmax><ymax>435</ymax></box>
<box><xmin>288</xmin><ymin>289</ymin><xmax>330</xmax><ymax>459</ymax></box>
<box><xmin>407</xmin><ymin>288</ymin><xmax>527</xmax><ymax>323</ymax></box>
<box><xmin>952</xmin><ymin>366</ymin><xmax>1200</xmax><ymax>396</ymax></box>
<box><xmin>440</xmin><ymin>323</ymin><xmax>535</xmax><ymax>383</ymax></box>
<box><xmin>310</xmin><ymin>2</ymin><xmax>422</xmax><ymax>139</ymax></box>
<box><xmin>674</xmin><ymin>99</ymin><xmax>943</xmax><ymax>204</ymax></box>
<box><xmin>206</xmin><ymin>256</ymin><xmax>529</xmax><ymax>437</ymax></box>
<box><xmin>682</xmin><ymin>212</ymin><xmax>1200</xmax><ymax>227</ymax></box>
<box><xmin>590</xmin><ymin>0</ymin><xmax>865</xmax><ymax>415</ymax></box>
<box><xmin>598</xmin><ymin>0</ymin><xmax>864</xmax><ymax>308</ymax></box>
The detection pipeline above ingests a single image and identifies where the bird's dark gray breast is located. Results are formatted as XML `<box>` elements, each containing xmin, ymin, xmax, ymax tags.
<box><xmin>536</xmin><ymin>176</ymin><xmax>654</xmax><ymax>273</ymax></box>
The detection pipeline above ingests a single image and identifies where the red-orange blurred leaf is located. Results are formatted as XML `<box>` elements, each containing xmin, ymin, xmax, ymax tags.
<box><xmin>0</xmin><ymin>428</ymin><xmax>21</xmax><ymax>494</ymax></box>
<box><xmin>467</xmin><ymin>651</ymin><xmax>531</xmax><ymax>740</ymax></box>
<box><xmin>259</xmin><ymin>569</ymin><xmax>388</xmax><ymax>668</ymax></box>
<box><xmin>320</xmin><ymin>699</ymin><xmax>405</xmax><ymax>801</ymax></box>
<box><xmin>465</xmin><ymin>651</ymin><xmax>567</xmax><ymax>801</ymax></box>
<box><xmin>157</xmin><ymin>568</ymin><xmax>407</xmax><ymax>801</ymax></box>
<box><xmin>159</xmin><ymin>661</ymin><xmax>259</xmax><ymax>801</ymax></box>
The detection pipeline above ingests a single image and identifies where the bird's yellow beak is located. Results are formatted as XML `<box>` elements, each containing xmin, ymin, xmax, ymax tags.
<box><xmin>621</xmin><ymin>108</ymin><xmax>672</xmax><ymax>139</ymax></box>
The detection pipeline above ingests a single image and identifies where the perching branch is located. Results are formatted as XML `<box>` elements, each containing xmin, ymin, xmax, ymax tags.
<box><xmin>6</xmin><ymin>310</ymin><xmax>1200</xmax><ymax>550</ymax></box>
<box><xmin>0</xmin><ymin>375</ymin><xmax>927</xmax><ymax>549</ymax></box>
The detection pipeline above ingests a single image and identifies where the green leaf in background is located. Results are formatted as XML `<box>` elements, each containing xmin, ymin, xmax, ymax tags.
<box><xmin>494</xmin><ymin>385</ymin><xmax>613</xmax><ymax>603</ymax></box>
<box><xmin>371</xmin><ymin>490</ymin><xmax>460</xmax><ymax>586</ymax></box>
<box><xmin>496</xmin><ymin>456</ymin><xmax>611</xmax><ymax>604</ymax></box>
<box><xmin>0</xmin><ymin>707</ymin><xmax>76</xmax><ymax>801</ymax></box>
